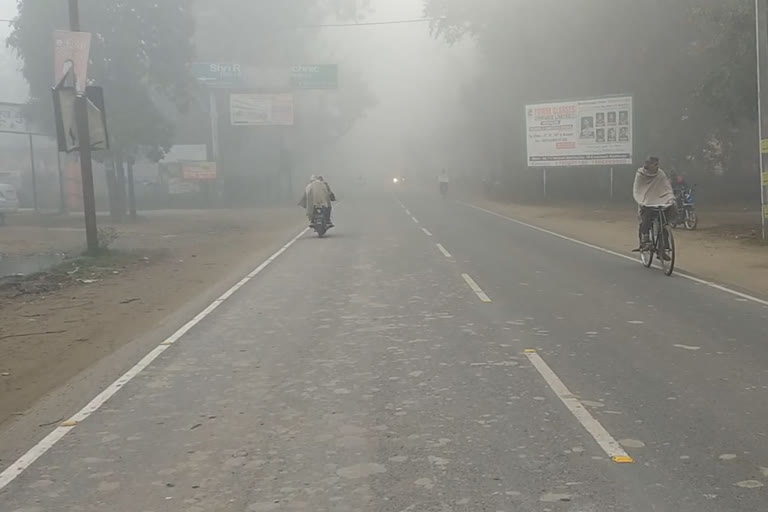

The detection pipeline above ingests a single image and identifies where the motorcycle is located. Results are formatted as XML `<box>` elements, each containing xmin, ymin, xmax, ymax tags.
<box><xmin>672</xmin><ymin>186</ymin><xmax>698</xmax><ymax>231</ymax></box>
<box><xmin>312</xmin><ymin>205</ymin><xmax>330</xmax><ymax>238</ymax></box>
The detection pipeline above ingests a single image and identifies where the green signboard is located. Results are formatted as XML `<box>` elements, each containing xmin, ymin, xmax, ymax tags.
<box><xmin>291</xmin><ymin>65</ymin><xmax>338</xmax><ymax>89</ymax></box>
<box><xmin>192</xmin><ymin>62</ymin><xmax>242</xmax><ymax>87</ymax></box>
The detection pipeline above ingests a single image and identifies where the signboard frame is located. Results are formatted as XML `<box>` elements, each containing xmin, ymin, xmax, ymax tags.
<box><xmin>525</xmin><ymin>94</ymin><xmax>634</xmax><ymax>168</ymax></box>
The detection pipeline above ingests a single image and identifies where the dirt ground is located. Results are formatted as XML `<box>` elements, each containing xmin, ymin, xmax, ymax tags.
<box><xmin>470</xmin><ymin>196</ymin><xmax>768</xmax><ymax>297</ymax></box>
<box><xmin>0</xmin><ymin>208</ymin><xmax>304</xmax><ymax>430</ymax></box>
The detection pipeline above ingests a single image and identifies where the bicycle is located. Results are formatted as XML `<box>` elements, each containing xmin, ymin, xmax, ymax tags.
<box><xmin>639</xmin><ymin>206</ymin><xmax>676</xmax><ymax>276</ymax></box>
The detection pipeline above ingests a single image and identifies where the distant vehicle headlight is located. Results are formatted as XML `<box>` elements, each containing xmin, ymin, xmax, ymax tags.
<box><xmin>393</xmin><ymin>178</ymin><xmax>399</xmax><ymax>184</ymax></box>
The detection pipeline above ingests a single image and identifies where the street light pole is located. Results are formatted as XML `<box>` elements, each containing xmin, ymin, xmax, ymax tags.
<box><xmin>68</xmin><ymin>0</ymin><xmax>80</xmax><ymax>31</ymax></box>
<box><xmin>68</xmin><ymin>0</ymin><xmax>99</xmax><ymax>253</ymax></box>
<box><xmin>756</xmin><ymin>0</ymin><xmax>768</xmax><ymax>240</ymax></box>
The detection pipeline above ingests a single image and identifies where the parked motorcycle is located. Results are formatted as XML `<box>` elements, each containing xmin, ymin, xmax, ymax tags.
<box><xmin>672</xmin><ymin>186</ymin><xmax>698</xmax><ymax>231</ymax></box>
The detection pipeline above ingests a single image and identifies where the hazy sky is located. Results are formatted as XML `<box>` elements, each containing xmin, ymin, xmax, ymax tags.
<box><xmin>0</xmin><ymin>0</ymin><xmax>15</xmax><ymax>19</ymax></box>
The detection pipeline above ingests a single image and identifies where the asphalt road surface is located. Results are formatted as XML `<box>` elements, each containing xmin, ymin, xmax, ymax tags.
<box><xmin>2</xmin><ymin>187</ymin><xmax>768</xmax><ymax>511</ymax></box>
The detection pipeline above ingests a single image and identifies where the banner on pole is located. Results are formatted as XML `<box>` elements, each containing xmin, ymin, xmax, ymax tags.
<box><xmin>54</xmin><ymin>30</ymin><xmax>92</xmax><ymax>92</ymax></box>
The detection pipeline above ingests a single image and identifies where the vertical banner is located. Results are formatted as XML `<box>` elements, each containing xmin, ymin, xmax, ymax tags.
<box><xmin>54</xmin><ymin>30</ymin><xmax>92</xmax><ymax>92</ymax></box>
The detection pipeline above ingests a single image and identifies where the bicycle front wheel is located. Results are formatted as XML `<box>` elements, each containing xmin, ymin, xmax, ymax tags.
<box><xmin>661</xmin><ymin>225</ymin><xmax>676</xmax><ymax>276</ymax></box>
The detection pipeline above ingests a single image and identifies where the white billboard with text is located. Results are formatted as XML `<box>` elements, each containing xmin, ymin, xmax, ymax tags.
<box><xmin>526</xmin><ymin>95</ymin><xmax>633</xmax><ymax>167</ymax></box>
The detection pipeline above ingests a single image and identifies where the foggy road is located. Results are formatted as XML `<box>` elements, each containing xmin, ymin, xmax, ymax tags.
<box><xmin>2</xmin><ymin>189</ymin><xmax>768</xmax><ymax>511</ymax></box>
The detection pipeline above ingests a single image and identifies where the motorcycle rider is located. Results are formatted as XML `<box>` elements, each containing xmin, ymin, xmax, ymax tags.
<box><xmin>316</xmin><ymin>176</ymin><xmax>335</xmax><ymax>227</ymax></box>
<box><xmin>633</xmin><ymin>157</ymin><xmax>677</xmax><ymax>257</ymax></box>
<box><xmin>301</xmin><ymin>175</ymin><xmax>333</xmax><ymax>228</ymax></box>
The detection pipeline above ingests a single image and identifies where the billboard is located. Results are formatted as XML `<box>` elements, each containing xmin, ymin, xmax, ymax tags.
<box><xmin>0</xmin><ymin>103</ymin><xmax>30</xmax><ymax>134</ymax></box>
<box><xmin>526</xmin><ymin>95</ymin><xmax>633</xmax><ymax>167</ymax></box>
<box><xmin>229</xmin><ymin>93</ymin><xmax>294</xmax><ymax>126</ymax></box>
<box><xmin>181</xmin><ymin>161</ymin><xmax>217</xmax><ymax>181</ymax></box>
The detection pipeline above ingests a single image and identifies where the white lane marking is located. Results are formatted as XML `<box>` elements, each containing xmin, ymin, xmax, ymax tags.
<box><xmin>461</xmin><ymin>202</ymin><xmax>768</xmax><ymax>308</ymax></box>
<box><xmin>422</xmin><ymin>228</ymin><xmax>433</xmax><ymax>237</ymax></box>
<box><xmin>462</xmin><ymin>273</ymin><xmax>492</xmax><ymax>302</ymax></box>
<box><xmin>673</xmin><ymin>344</ymin><xmax>701</xmax><ymax>351</ymax></box>
<box><xmin>0</xmin><ymin>228</ymin><xmax>310</xmax><ymax>492</ymax></box>
<box><xmin>405</xmin><ymin>209</ymin><xmax>411</xmax><ymax>216</ymax></box>
<box><xmin>411</xmin><ymin>216</ymin><xmax>420</xmax><ymax>224</ymax></box>
<box><xmin>436</xmin><ymin>243</ymin><xmax>452</xmax><ymax>258</ymax></box>
<box><xmin>524</xmin><ymin>350</ymin><xmax>633</xmax><ymax>462</ymax></box>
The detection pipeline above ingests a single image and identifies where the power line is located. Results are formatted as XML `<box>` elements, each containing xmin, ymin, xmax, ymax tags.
<box><xmin>296</xmin><ymin>18</ymin><xmax>434</xmax><ymax>28</ymax></box>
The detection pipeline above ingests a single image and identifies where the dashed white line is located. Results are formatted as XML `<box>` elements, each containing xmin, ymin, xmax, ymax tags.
<box><xmin>436</xmin><ymin>243</ymin><xmax>452</xmax><ymax>258</ymax></box>
<box><xmin>462</xmin><ymin>273</ymin><xmax>492</xmax><ymax>302</ymax></box>
<box><xmin>461</xmin><ymin>201</ymin><xmax>768</xmax><ymax>308</ymax></box>
<box><xmin>411</xmin><ymin>216</ymin><xmax>420</xmax><ymax>224</ymax></box>
<box><xmin>524</xmin><ymin>350</ymin><xmax>634</xmax><ymax>464</ymax></box>
<box><xmin>405</xmin><ymin>209</ymin><xmax>411</xmax><ymax>215</ymax></box>
<box><xmin>0</xmin><ymin>227</ymin><xmax>310</xmax><ymax>492</ymax></box>
<box><xmin>422</xmin><ymin>228</ymin><xmax>433</xmax><ymax>237</ymax></box>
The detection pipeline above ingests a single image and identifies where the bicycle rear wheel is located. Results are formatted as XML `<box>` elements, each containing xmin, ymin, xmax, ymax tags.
<box><xmin>661</xmin><ymin>225</ymin><xmax>676</xmax><ymax>276</ymax></box>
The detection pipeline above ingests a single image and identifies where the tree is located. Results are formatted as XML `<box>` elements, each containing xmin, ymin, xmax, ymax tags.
<box><xmin>423</xmin><ymin>0</ymin><xmax>762</xmax><ymax>201</ymax></box>
<box><xmin>7</xmin><ymin>0</ymin><xmax>196</xmax><ymax>159</ymax></box>
<box><xmin>191</xmin><ymin>0</ymin><xmax>377</xmax><ymax>201</ymax></box>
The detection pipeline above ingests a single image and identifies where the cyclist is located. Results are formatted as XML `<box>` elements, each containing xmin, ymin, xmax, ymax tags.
<box><xmin>633</xmin><ymin>156</ymin><xmax>677</xmax><ymax>257</ymax></box>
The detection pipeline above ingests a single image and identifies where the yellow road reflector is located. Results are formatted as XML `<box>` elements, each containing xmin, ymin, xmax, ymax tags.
<box><xmin>60</xmin><ymin>420</ymin><xmax>78</xmax><ymax>427</ymax></box>
<box><xmin>524</xmin><ymin>349</ymin><xmax>537</xmax><ymax>354</ymax></box>
<box><xmin>612</xmin><ymin>455</ymin><xmax>634</xmax><ymax>464</ymax></box>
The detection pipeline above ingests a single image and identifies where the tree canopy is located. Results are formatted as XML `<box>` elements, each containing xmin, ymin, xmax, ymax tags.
<box><xmin>423</xmin><ymin>0</ymin><xmax>760</xmax><ymax>200</ymax></box>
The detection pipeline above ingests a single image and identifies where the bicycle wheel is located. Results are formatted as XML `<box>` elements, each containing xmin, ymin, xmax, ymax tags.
<box><xmin>684</xmin><ymin>209</ymin><xmax>698</xmax><ymax>230</ymax></box>
<box><xmin>661</xmin><ymin>225</ymin><xmax>676</xmax><ymax>276</ymax></box>
<box><xmin>640</xmin><ymin>221</ymin><xmax>656</xmax><ymax>268</ymax></box>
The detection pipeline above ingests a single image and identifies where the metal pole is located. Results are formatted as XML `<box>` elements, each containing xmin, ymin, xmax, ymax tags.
<box><xmin>69</xmin><ymin>0</ymin><xmax>98</xmax><ymax>252</ymax></box>
<box><xmin>75</xmin><ymin>96</ymin><xmax>98</xmax><ymax>253</ymax></box>
<box><xmin>68</xmin><ymin>0</ymin><xmax>80</xmax><ymax>31</ymax></box>
<box><xmin>57</xmin><ymin>151</ymin><xmax>67</xmax><ymax>214</ymax></box>
<box><xmin>209</xmin><ymin>90</ymin><xmax>219</xmax><ymax>162</ymax></box>
<box><xmin>543</xmin><ymin>168</ymin><xmax>547</xmax><ymax>199</ymax></box>
<box><xmin>756</xmin><ymin>0</ymin><xmax>768</xmax><ymax>239</ymax></box>
<box><xmin>610</xmin><ymin>167</ymin><xmax>614</xmax><ymax>200</ymax></box>
<box><xmin>28</xmin><ymin>133</ymin><xmax>38</xmax><ymax>213</ymax></box>
<box><xmin>126</xmin><ymin>156</ymin><xmax>136</xmax><ymax>220</ymax></box>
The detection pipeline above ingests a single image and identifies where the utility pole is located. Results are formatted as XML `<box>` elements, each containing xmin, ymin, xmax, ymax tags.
<box><xmin>68</xmin><ymin>0</ymin><xmax>99</xmax><ymax>253</ymax></box>
<box><xmin>756</xmin><ymin>0</ymin><xmax>768</xmax><ymax>240</ymax></box>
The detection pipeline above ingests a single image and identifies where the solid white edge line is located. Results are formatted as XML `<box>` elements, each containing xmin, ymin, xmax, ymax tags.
<box><xmin>422</xmin><ymin>227</ymin><xmax>433</xmax><ymax>237</ymax></box>
<box><xmin>525</xmin><ymin>351</ymin><xmax>632</xmax><ymax>461</ymax></box>
<box><xmin>0</xmin><ymin>227</ymin><xmax>310</xmax><ymax>492</ymax></box>
<box><xmin>461</xmin><ymin>201</ymin><xmax>768</xmax><ymax>308</ymax></box>
<box><xmin>462</xmin><ymin>273</ymin><xmax>492</xmax><ymax>302</ymax></box>
<box><xmin>436</xmin><ymin>243</ymin><xmax>452</xmax><ymax>258</ymax></box>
